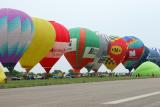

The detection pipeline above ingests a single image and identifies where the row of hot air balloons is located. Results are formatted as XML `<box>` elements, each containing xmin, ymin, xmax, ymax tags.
<box><xmin>0</xmin><ymin>8</ymin><xmax>160</xmax><ymax>77</ymax></box>
<box><xmin>0</xmin><ymin>8</ymin><xmax>70</xmax><ymax>76</ymax></box>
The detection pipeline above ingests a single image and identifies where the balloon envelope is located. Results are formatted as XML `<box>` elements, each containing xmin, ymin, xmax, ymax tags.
<box><xmin>104</xmin><ymin>37</ymin><xmax>128</xmax><ymax>71</ymax></box>
<box><xmin>0</xmin><ymin>65</ymin><xmax>7</xmax><ymax>84</ymax></box>
<box><xmin>85</xmin><ymin>32</ymin><xmax>110</xmax><ymax>72</ymax></box>
<box><xmin>132</xmin><ymin>61</ymin><xmax>160</xmax><ymax>77</ymax></box>
<box><xmin>0</xmin><ymin>8</ymin><xmax>33</xmax><ymax>71</ymax></box>
<box><xmin>64</xmin><ymin>28</ymin><xmax>100</xmax><ymax>73</ymax></box>
<box><xmin>134</xmin><ymin>46</ymin><xmax>149</xmax><ymax>69</ymax></box>
<box><xmin>147</xmin><ymin>48</ymin><xmax>160</xmax><ymax>66</ymax></box>
<box><xmin>123</xmin><ymin>36</ymin><xmax>145</xmax><ymax>71</ymax></box>
<box><xmin>40</xmin><ymin>21</ymin><xmax>70</xmax><ymax>73</ymax></box>
<box><xmin>19</xmin><ymin>17</ymin><xmax>56</xmax><ymax>72</ymax></box>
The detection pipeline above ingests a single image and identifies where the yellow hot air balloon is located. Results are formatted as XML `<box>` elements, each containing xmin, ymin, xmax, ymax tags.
<box><xmin>19</xmin><ymin>17</ymin><xmax>56</xmax><ymax>72</ymax></box>
<box><xmin>0</xmin><ymin>65</ymin><xmax>7</xmax><ymax>84</ymax></box>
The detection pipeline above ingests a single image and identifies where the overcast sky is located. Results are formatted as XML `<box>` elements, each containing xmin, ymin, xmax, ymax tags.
<box><xmin>0</xmin><ymin>0</ymin><xmax>160</xmax><ymax>73</ymax></box>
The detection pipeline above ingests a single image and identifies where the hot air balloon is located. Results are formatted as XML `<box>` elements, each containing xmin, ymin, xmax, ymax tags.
<box><xmin>0</xmin><ymin>8</ymin><xmax>33</xmax><ymax>75</ymax></box>
<box><xmin>0</xmin><ymin>65</ymin><xmax>7</xmax><ymax>84</ymax></box>
<box><xmin>85</xmin><ymin>32</ymin><xmax>110</xmax><ymax>72</ymax></box>
<box><xmin>134</xmin><ymin>46</ymin><xmax>149</xmax><ymax>69</ymax></box>
<box><xmin>132</xmin><ymin>61</ymin><xmax>160</xmax><ymax>77</ymax></box>
<box><xmin>123</xmin><ymin>36</ymin><xmax>145</xmax><ymax>71</ymax></box>
<box><xmin>19</xmin><ymin>17</ymin><xmax>56</xmax><ymax>73</ymax></box>
<box><xmin>40</xmin><ymin>21</ymin><xmax>70</xmax><ymax>74</ymax></box>
<box><xmin>147</xmin><ymin>48</ymin><xmax>160</xmax><ymax>66</ymax></box>
<box><xmin>64</xmin><ymin>27</ymin><xmax>100</xmax><ymax>73</ymax></box>
<box><xmin>104</xmin><ymin>37</ymin><xmax>128</xmax><ymax>71</ymax></box>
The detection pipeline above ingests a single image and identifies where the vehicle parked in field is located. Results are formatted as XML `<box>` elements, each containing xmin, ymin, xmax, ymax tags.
<box><xmin>11</xmin><ymin>77</ymin><xmax>21</xmax><ymax>80</ymax></box>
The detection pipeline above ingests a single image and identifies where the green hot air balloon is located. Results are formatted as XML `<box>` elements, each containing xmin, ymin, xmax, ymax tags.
<box><xmin>64</xmin><ymin>27</ymin><xmax>100</xmax><ymax>73</ymax></box>
<box><xmin>132</xmin><ymin>61</ymin><xmax>160</xmax><ymax>77</ymax></box>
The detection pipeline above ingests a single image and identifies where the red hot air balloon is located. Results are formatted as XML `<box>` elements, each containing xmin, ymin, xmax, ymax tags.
<box><xmin>40</xmin><ymin>21</ymin><xmax>70</xmax><ymax>73</ymax></box>
<box><xmin>104</xmin><ymin>37</ymin><xmax>128</xmax><ymax>71</ymax></box>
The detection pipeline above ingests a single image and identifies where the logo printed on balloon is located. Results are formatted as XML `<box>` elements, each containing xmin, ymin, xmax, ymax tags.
<box><xmin>129</xmin><ymin>50</ymin><xmax>136</xmax><ymax>57</ymax></box>
<box><xmin>46</xmin><ymin>42</ymin><xmax>69</xmax><ymax>58</ymax></box>
<box><xmin>88</xmin><ymin>48</ymin><xmax>97</xmax><ymax>55</ymax></box>
<box><xmin>127</xmin><ymin>48</ymin><xmax>144</xmax><ymax>60</ymax></box>
<box><xmin>83</xmin><ymin>47</ymin><xmax>99</xmax><ymax>58</ymax></box>
<box><xmin>111</xmin><ymin>46</ymin><xmax>122</xmax><ymax>55</ymax></box>
<box><xmin>66</xmin><ymin>38</ymin><xmax>77</xmax><ymax>52</ymax></box>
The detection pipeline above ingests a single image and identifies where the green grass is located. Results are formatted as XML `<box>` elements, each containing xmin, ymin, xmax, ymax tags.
<box><xmin>0</xmin><ymin>76</ymin><xmax>138</xmax><ymax>89</ymax></box>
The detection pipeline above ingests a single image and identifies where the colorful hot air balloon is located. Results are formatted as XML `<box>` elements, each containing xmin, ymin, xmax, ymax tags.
<box><xmin>104</xmin><ymin>37</ymin><xmax>128</xmax><ymax>71</ymax></box>
<box><xmin>19</xmin><ymin>17</ymin><xmax>56</xmax><ymax>72</ymax></box>
<box><xmin>123</xmin><ymin>36</ymin><xmax>145</xmax><ymax>71</ymax></box>
<box><xmin>147</xmin><ymin>48</ymin><xmax>160</xmax><ymax>66</ymax></box>
<box><xmin>40</xmin><ymin>21</ymin><xmax>70</xmax><ymax>73</ymax></box>
<box><xmin>85</xmin><ymin>32</ymin><xmax>110</xmax><ymax>72</ymax></box>
<box><xmin>0</xmin><ymin>8</ymin><xmax>33</xmax><ymax>73</ymax></box>
<box><xmin>64</xmin><ymin>27</ymin><xmax>100</xmax><ymax>73</ymax></box>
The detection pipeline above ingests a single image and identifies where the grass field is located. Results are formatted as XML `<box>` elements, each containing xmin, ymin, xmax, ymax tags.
<box><xmin>0</xmin><ymin>76</ymin><xmax>138</xmax><ymax>89</ymax></box>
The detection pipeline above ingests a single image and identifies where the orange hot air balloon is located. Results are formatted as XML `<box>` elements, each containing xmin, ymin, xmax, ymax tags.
<box><xmin>40</xmin><ymin>21</ymin><xmax>70</xmax><ymax>73</ymax></box>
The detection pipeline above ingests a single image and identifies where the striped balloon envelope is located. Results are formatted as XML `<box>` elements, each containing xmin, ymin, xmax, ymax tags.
<box><xmin>19</xmin><ymin>17</ymin><xmax>56</xmax><ymax>72</ymax></box>
<box><xmin>104</xmin><ymin>37</ymin><xmax>128</xmax><ymax>71</ymax></box>
<box><xmin>40</xmin><ymin>21</ymin><xmax>70</xmax><ymax>74</ymax></box>
<box><xmin>85</xmin><ymin>32</ymin><xmax>110</xmax><ymax>72</ymax></box>
<box><xmin>64</xmin><ymin>28</ymin><xmax>100</xmax><ymax>73</ymax></box>
<box><xmin>123</xmin><ymin>36</ymin><xmax>145</xmax><ymax>71</ymax></box>
<box><xmin>0</xmin><ymin>8</ymin><xmax>33</xmax><ymax>72</ymax></box>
